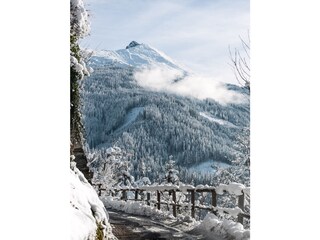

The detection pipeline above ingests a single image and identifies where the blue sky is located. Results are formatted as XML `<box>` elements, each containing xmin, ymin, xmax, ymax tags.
<box><xmin>81</xmin><ymin>0</ymin><xmax>249</xmax><ymax>84</ymax></box>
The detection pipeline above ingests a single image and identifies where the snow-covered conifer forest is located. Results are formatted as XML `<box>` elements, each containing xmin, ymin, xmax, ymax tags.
<box><xmin>82</xmin><ymin>42</ymin><xmax>250</xmax><ymax>187</ymax></box>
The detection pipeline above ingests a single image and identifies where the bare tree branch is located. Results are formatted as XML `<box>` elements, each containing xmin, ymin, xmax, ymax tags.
<box><xmin>229</xmin><ymin>33</ymin><xmax>250</xmax><ymax>91</ymax></box>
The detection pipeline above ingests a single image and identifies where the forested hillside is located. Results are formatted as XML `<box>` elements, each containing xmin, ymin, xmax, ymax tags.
<box><xmin>82</xmin><ymin>43</ymin><xmax>249</xmax><ymax>184</ymax></box>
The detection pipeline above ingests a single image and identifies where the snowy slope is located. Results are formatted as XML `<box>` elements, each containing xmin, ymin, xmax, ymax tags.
<box><xmin>89</xmin><ymin>41</ymin><xmax>187</xmax><ymax>73</ymax></box>
<box><xmin>70</xmin><ymin>161</ymin><xmax>115</xmax><ymax>240</ymax></box>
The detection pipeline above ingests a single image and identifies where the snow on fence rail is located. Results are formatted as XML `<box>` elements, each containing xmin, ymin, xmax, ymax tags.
<box><xmin>94</xmin><ymin>183</ymin><xmax>250</xmax><ymax>224</ymax></box>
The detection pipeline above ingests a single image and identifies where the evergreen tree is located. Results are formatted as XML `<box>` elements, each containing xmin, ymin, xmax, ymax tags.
<box><xmin>112</xmin><ymin>148</ymin><xmax>135</xmax><ymax>187</ymax></box>
<box><xmin>164</xmin><ymin>155</ymin><xmax>179</xmax><ymax>184</ymax></box>
<box><xmin>91</xmin><ymin>147</ymin><xmax>121</xmax><ymax>189</ymax></box>
<box><xmin>115</xmin><ymin>160</ymin><xmax>134</xmax><ymax>187</ymax></box>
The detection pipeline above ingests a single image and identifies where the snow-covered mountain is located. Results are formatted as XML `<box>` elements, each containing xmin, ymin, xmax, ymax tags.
<box><xmin>89</xmin><ymin>41</ymin><xmax>187</xmax><ymax>73</ymax></box>
<box><xmin>83</xmin><ymin>41</ymin><xmax>249</xmax><ymax>184</ymax></box>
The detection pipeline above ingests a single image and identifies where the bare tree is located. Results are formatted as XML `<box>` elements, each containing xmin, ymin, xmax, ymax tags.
<box><xmin>229</xmin><ymin>33</ymin><xmax>250</xmax><ymax>91</ymax></box>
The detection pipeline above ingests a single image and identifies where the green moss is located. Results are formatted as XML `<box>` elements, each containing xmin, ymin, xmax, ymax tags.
<box><xmin>95</xmin><ymin>221</ymin><xmax>104</xmax><ymax>240</ymax></box>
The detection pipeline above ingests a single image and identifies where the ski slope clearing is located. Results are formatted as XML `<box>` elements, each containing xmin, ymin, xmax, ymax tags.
<box><xmin>191</xmin><ymin>160</ymin><xmax>230</xmax><ymax>174</ymax></box>
<box><xmin>199</xmin><ymin>112</ymin><xmax>238</xmax><ymax>128</ymax></box>
<box><xmin>114</xmin><ymin>107</ymin><xmax>144</xmax><ymax>133</ymax></box>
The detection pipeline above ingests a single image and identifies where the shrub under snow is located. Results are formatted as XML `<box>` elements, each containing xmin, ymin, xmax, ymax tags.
<box><xmin>196</xmin><ymin>212</ymin><xmax>250</xmax><ymax>240</ymax></box>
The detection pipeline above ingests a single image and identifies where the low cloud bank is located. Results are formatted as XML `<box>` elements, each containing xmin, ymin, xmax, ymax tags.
<box><xmin>134</xmin><ymin>66</ymin><xmax>245</xmax><ymax>105</ymax></box>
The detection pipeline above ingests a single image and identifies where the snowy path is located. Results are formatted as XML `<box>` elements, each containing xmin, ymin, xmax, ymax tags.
<box><xmin>108</xmin><ymin>209</ymin><xmax>205</xmax><ymax>240</ymax></box>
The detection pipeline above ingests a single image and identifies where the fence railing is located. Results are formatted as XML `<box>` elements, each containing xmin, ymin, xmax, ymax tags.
<box><xmin>93</xmin><ymin>183</ymin><xmax>250</xmax><ymax>224</ymax></box>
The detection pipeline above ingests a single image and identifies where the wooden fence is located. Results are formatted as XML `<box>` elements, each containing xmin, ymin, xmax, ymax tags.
<box><xmin>94</xmin><ymin>184</ymin><xmax>250</xmax><ymax>224</ymax></box>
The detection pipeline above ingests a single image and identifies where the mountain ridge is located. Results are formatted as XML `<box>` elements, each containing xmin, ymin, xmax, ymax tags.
<box><xmin>89</xmin><ymin>41</ymin><xmax>187</xmax><ymax>73</ymax></box>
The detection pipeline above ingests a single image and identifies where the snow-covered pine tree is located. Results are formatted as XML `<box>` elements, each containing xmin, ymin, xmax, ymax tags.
<box><xmin>113</xmin><ymin>148</ymin><xmax>135</xmax><ymax>188</ymax></box>
<box><xmin>138</xmin><ymin>159</ymin><xmax>147</xmax><ymax>178</ymax></box>
<box><xmin>164</xmin><ymin>155</ymin><xmax>179</xmax><ymax>184</ymax></box>
<box><xmin>90</xmin><ymin>147</ymin><xmax>120</xmax><ymax>189</ymax></box>
<box><xmin>135</xmin><ymin>158</ymin><xmax>152</xmax><ymax>187</ymax></box>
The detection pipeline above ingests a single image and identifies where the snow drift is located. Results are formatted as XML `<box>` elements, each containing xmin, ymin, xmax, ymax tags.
<box><xmin>70</xmin><ymin>161</ymin><xmax>115</xmax><ymax>240</ymax></box>
<box><xmin>196</xmin><ymin>212</ymin><xmax>250</xmax><ymax>240</ymax></box>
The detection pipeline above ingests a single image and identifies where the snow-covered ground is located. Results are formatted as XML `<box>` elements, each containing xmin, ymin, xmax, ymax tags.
<box><xmin>104</xmin><ymin>196</ymin><xmax>200</xmax><ymax>235</ymax></box>
<box><xmin>108</xmin><ymin>209</ymin><xmax>203</xmax><ymax>239</ymax></box>
<box><xmin>103</xmin><ymin>196</ymin><xmax>249</xmax><ymax>240</ymax></box>
<box><xmin>70</xmin><ymin>161</ymin><xmax>116</xmax><ymax>240</ymax></box>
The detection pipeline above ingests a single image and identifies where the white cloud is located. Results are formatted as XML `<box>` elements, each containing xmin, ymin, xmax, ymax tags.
<box><xmin>134</xmin><ymin>66</ymin><xmax>245</xmax><ymax>105</ymax></box>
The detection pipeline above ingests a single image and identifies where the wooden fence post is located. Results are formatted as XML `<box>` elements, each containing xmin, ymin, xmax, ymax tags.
<box><xmin>191</xmin><ymin>190</ymin><xmax>195</xmax><ymax>218</ymax></box>
<box><xmin>147</xmin><ymin>192</ymin><xmax>151</xmax><ymax>206</ymax></box>
<box><xmin>122</xmin><ymin>190</ymin><xmax>127</xmax><ymax>201</ymax></box>
<box><xmin>135</xmin><ymin>189</ymin><xmax>139</xmax><ymax>201</ymax></box>
<box><xmin>157</xmin><ymin>191</ymin><xmax>161</xmax><ymax>210</ymax></box>
<box><xmin>172</xmin><ymin>190</ymin><xmax>177</xmax><ymax>217</ymax></box>
<box><xmin>211</xmin><ymin>189</ymin><xmax>217</xmax><ymax>214</ymax></box>
<box><xmin>238</xmin><ymin>192</ymin><xmax>245</xmax><ymax>224</ymax></box>
<box><xmin>97</xmin><ymin>184</ymin><xmax>102</xmax><ymax>197</ymax></box>
<box><xmin>110</xmin><ymin>187</ymin><xmax>248</xmax><ymax>224</ymax></box>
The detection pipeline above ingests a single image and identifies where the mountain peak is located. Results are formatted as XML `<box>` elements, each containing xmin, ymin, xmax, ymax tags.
<box><xmin>90</xmin><ymin>41</ymin><xmax>187</xmax><ymax>73</ymax></box>
<box><xmin>126</xmin><ymin>41</ymin><xmax>140</xmax><ymax>49</ymax></box>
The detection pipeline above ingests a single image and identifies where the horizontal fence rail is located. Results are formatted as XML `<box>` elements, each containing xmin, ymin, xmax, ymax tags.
<box><xmin>94</xmin><ymin>183</ymin><xmax>250</xmax><ymax>224</ymax></box>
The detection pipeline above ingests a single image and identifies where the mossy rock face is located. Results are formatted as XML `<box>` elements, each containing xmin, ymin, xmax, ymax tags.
<box><xmin>95</xmin><ymin>221</ymin><xmax>104</xmax><ymax>240</ymax></box>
